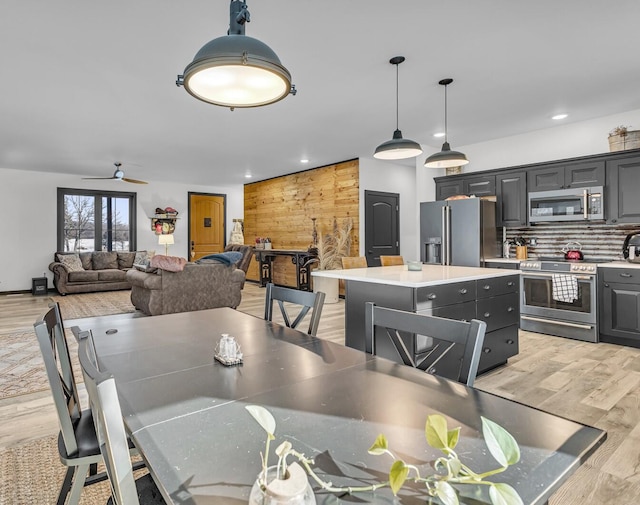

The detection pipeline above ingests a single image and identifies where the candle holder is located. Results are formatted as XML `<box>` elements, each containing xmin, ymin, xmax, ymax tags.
<box><xmin>214</xmin><ymin>334</ymin><xmax>243</xmax><ymax>366</ymax></box>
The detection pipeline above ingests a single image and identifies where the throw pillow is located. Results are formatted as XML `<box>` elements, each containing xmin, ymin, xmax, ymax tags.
<box><xmin>56</xmin><ymin>253</ymin><xmax>84</xmax><ymax>272</ymax></box>
<box><xmin>134</xmin><ymin>251</ymin><xmax>148</xmax><ymax>265</ymax></box>
<box><xmin>198</xmin><ymin>251</ymin><xmax>243</xmax><ymax>265</ymax></box>
<box><xmin>79</xmin><ymin>252</ymin><xmax>93</xmax><ymax>270</ymax></box>
<box><xmin>92</xmin><ymin>251</ymin><xmax>118</xmax><ymax>270</ymax></box>
<box><xmin>150</xmin><ymin>255</ymin><xmax>187</xmax><ymax>272</ymax></box>
<box><xmin>117</xmin><ymin>252</ymin><xmax>136</xmax><ymax>269</ymax></box>
<box><xmin>133</xmin><ymin>263</ymin><xmax>158</xmax><ymax>273</ymax></box>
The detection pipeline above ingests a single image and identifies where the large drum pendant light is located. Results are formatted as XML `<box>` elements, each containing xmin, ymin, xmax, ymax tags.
<box><xmin>374</xmin><ymin>56</ymin><xmax>422</xmax><ymax>160</ymax></box>
<box><xmin>176</xmin><ymin>0</ymin><xmax>295</xmax><ymax>109</ymax></box>
<box><xmin>424</xmin><ymin>78</ymin><xmax>469</xmax><ymax>168</ymax></box>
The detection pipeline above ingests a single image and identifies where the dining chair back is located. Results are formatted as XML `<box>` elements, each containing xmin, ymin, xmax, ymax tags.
<box><xmin>379</xmin><ymin>255</ymin><xmax>404</xmax><ymax>266</ymax></box>
<box><xmin>34</xmin><ymin>303</ymin><xmax>104</xmax><ymax>505</ymax></box>
<box><xmin>364</xmin><ymin>302</ymin><xmax>486</xmax><ymax>387</ymax></box>
<box><xmin>341</xmin><ymin>256</ymin><xmax>368</xmax><ymax>269</ymax></box>
<box><xmin>78</xmin><ymin>334</ymin><xmax>165</xmax><ymax>505</ymax></box>
<box><xmin>264</xmin><ymin>283</ymin><xmax>326</xmax><ymax>336</ymax></box>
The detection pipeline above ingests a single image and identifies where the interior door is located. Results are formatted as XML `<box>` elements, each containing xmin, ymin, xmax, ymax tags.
<box><xmin>188</xmin><ymin>193</ymin><xmax>226</xmax><ymax>261</ymax></box>
<box><xmin>365</xmin><ymin>190</ymin><xmax>400</xmax><ymax>266</ymax></box>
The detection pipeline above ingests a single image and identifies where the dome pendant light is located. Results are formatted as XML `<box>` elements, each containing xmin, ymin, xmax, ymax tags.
<box><xmin>424</xmin><ymin>78</ymin><xmax>469</xmax><ymax>168</ymax></box>
<box><xmin>176</xmin><ymin>0</ymin><xmax>296</xmax><ymax>109</ymax></box>
<box><xmin>373</xmin><ymin>56</ymin><xmax>423</xmax><ymax>160</ymax></box>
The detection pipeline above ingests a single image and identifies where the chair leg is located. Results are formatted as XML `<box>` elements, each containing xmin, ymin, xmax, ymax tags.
<box><xmin>67</xmin><ymin>463</ymin><xmax>90</xmax><ymax>505</ymax></box>
<box><xmin>56</xmin><ymin>466</ymin><xmax>75</xmax><ymax>505</ymax></box>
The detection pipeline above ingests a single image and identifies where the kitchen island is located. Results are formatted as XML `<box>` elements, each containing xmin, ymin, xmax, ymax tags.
<box><xmin>313</xmin><ymin>264</ymin><xmax>520</xmax><ymax>374</ymax></box>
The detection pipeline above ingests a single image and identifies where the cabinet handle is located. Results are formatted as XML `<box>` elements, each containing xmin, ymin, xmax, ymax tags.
<box><xmin>507</xmin><ymin>281</ymin><xmax>515</xmax><ymax>287</ymax></box>
<box><xmin>459</xmin><ymin>288</ymin><xmax>468</xmax><ymax>295</ymax></box>
<box><xmin>507</xmin><ymin>306</ymin><xmax>514</xmax><ymax>312</ymax></box>
<box><xmin>428</xmin><ymin>293</ymin><xmax>437</xmax><ymax>300</ymax></box>
<box><xmin>483</xmin><ymin>285</ymin><xmax>491</xmax><ymax>290</ymax></box>
<box><xmin>484</xmin><ymin>312</ymin><xmax>491</xmax><ymax>317</ymax></box>
<box><xmin>604</xmin><ymin>283</ymin><xmax>609</xmax><ymax>288</ymax></box>
<box><xmin>483</xmin><ymin>347</ymin><xmax>491</xmax><ymax>353</ymax></box>
<box><xmin>620</xmin><ymin>273</ymin><xmax>633</xmax><ymax>278</ymax></box>
<box><xmin>506</xmin><ymin>339</ymin><xmax>515</xmax><ymax>345</ymax></box>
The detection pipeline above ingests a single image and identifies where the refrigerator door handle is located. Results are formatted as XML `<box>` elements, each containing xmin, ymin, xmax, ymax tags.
<box><xmin>441</xmin><ymin>206</ymin><xmax>446</xmax><ymax>265</ymax></box>
<box><xmin>443</xmin><ymin>205</ymin><xmax>452</xmax><ymax>265</ymax></box>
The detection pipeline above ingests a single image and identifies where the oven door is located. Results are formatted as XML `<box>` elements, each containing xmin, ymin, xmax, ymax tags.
<box><xmin>520</xmin><ymin>271</ymin><xmax>598</xmax><ymax>342</ymax></box>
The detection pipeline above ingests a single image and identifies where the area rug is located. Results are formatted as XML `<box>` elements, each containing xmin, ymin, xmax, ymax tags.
<box><xmin>0</xmin><ymin>434</ymin><xmax>146</xmax><ymax>505</ymax></box>
<box><xmin>0</xmin><ymin>291</ymin><xmax>138</xmax><ymax>400</ymax></box>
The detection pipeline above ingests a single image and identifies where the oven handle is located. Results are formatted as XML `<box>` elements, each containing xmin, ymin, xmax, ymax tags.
<box><xmin>521</xmin><ymin>315</ymin><xmax>594</xmax><ymax>330</ymax></box>
<box><xmin>521</xmin><ymin>272</ymin><xmax>594</xmax><ymax>280</ymax></box>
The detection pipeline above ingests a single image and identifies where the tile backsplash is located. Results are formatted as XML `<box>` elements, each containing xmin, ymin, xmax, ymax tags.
<box><xmin>504</xmin><ymin>223</ymin><xmax>640</xmax><ymax>261</ymax></box>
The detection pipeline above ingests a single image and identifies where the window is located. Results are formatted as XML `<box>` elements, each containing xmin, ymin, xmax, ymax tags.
<box><xmin>57</xmin><ymin>188</ymin><xmax>137</xmax><ymax>252</ymax></box>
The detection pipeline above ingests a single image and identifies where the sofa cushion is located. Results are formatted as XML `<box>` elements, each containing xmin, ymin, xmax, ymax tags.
<box><xmin>79</xmin><ymin>252</ymin><xmax>93</xmax><ymax>270</ymax></box>
<box><xmin>133</xmin><ymin>262</ymin><xmax>158</xmax><ymax>273</ymax></box>
<box><xmin>56</xmin><ymin>253</ymin><xmax>85</xmax><ymax>272</ymax></box>
<box><xmin>117</xmin><ymin>252</ymin><xmax>136</xmax><ymax>269</ymax></box>
<box><xmin>68</xmin><ymin>270</ymin><xmax>100</xmax><ymax>282</ymax></box>
<box><xmin>150</xmin><ymin>255</ymin><xmax>187</xmax><ymax>272</ymax></box>
<box><xmin>197</xmin><ymin>251</ymin><xmax>243</xmax><ymax>265</ymax></box>
<box><xmin>93</xmin><ymin>252</ymin><xmax>118</xmax><ymax>270</ymax></box>
<box><xmin>97</xmin><ymin>269</ymin><xmax>127</xmax><ymax>282</ymax></box>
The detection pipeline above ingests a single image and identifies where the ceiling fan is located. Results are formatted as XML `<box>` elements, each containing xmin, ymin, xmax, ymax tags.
<box><xmin>82</xmin><ymin>162</ymin><xmax>148</xmax><ymax>184</ymax></box>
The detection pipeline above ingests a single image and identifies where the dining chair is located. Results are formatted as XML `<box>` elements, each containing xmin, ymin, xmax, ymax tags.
<box><xmin>78</xmin><ymin>334</ymin><xmax>166</xmax><ymax>505</ymax></box>
<box><xmin>341</xmin><ymin>256</ymin><xmax>368</xmax><ymax>269</ymax></box>
<box><xmin>34</xmin><ymin>304</ymin><xmax>106</xmax><ymax>505</ymax></box>
<box><xmin>264</xmin><ymin>282</ymin><xmax>326</xmax><ymax>336</ymax></box>
<box><xmin>379</xmin><ymin>255</ymin><xmax>404</xmax><ymax>266</ymax></box>
<box><xmin>364</xmin><ymin>302</ymin><xmax>486</xmax><ymax>387</ymax></box>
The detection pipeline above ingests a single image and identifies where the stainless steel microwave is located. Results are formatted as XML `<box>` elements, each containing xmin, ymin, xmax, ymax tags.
<box><xmin>528</xmin><ymin>186</ymin><xmax>604</xmax><ymax>223</ymax></box>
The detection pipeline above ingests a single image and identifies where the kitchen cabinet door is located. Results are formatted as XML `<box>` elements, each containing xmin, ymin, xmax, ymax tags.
<box><xmin>565</xmin><ymin>161</ymin><xmax>605</xmax><ymax>187</ymax></box>
<box><xmin>496</xmin><ymin>171</ymin><xmax>527</xmax><ymax>227</ymax></box>
<box><xmin>607</xmin><ymin>155</ymin><xmax>640</xmax><ymax>224</ymax></box>
<box><xmin>527</xmin><ymin>166</ymin><xmax>564</xmax><ymax>192</ymax></box>
<box><xmin>463</xmin><ymin>175</ymin><xmax>495</xmax><ymax>197</ymax></box>
<box><xmin>436</xmin><ymin>179</ymin><xmax>464</xmax><ymax>201</ymax></box>
<box><xmin>600</xmin><ymin>281</ymin><xmax>640</xmax><ymax>345</ymax></box>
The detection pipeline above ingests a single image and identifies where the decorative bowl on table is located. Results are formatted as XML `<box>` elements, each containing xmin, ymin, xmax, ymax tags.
<box><xmin>407</xmin><ymin>261</ymin><xmax>423</xmax><ymax>271</ymax></box>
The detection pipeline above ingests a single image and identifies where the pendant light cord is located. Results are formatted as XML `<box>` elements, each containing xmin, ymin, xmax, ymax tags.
<box><xmin>395</xmin><ymin>62</ymin><xmax>400</xmax><ymax>131</ymax></box>
<box><xmin>443</xmin><ymin>83</ymin><xmax>448</xmax><ymax>143</ymax></box>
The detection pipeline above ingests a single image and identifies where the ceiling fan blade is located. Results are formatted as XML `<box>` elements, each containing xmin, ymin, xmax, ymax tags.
<box><xmin>122</xmin><ymin>177</ymin><xmax>148</xmax><ymax>184</ymax></box>
<box><xmin>82</xmin><ymin>176</ymin><xmax>117</xmax><ymax>180</ymax></box>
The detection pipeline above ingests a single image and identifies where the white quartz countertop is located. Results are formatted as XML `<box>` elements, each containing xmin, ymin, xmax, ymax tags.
<box><xmin>312</xmin><ymin>264</ymin><xmax>518</xmax><ymax>288</ymax></box>
<box><xmin>484</xmin><ymin>258</ymin><xmax>522</xmax><ymax>264</ymax></box>
<box><xmin>598</xmin><ymin>261</ymin><xmax>640</xmax><ymax>269</ymax></box>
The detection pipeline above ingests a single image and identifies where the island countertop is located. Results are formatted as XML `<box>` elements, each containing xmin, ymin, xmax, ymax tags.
<box><xmin>312</xmin><ymin>264</ymin><xmax>519</xmax><ymax>288</ymax></box>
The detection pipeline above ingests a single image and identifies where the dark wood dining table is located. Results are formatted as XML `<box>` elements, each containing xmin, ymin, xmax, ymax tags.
<box><xmin>70</xmin><ymin>308</ymin><xmax>606</xmax><ymax>505</ymax></box>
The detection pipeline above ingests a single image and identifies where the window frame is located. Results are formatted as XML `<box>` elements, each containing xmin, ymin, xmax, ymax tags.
<box><xmin>57</xmin><ymin>187</ymin><xmax>138</xmax><ymax>252</ymax></box>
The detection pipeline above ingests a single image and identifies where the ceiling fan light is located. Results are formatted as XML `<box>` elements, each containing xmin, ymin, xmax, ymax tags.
<box><xmin>424</xmin><ymin>142</ymin><xmax>469</xmax><ymax>168</ymax></box>
<box><xmin>177</xmin><ymin>1</ymin><xmax>293</xmax><ymax>109</ymax></box>
<box><xmin>374</xmin><ymin>130</ymin><xmax>423</xmax><ymax>160</ymax></box>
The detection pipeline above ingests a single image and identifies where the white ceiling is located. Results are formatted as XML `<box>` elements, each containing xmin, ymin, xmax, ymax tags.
<box><xmin>2</xmin><ymin>1</ymin><xmax>640</xmax><ymax>186</ymax></box>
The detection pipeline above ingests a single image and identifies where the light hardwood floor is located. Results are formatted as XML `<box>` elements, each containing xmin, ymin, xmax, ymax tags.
<box><xmin>2</xmin><ymin>284</ymin><xmax>640</xmax><ymax>504</ymax></box>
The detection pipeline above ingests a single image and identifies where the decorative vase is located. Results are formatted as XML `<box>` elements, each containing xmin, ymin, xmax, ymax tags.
<box><xmin>313</xmin><ymin>275</ymin><xmax>339</xmax><ymax>304</ymax></box>
<box><xmin>249</xmin><ymin>463</ymin><xmax>316</xmax><ymax>505</ymax></box>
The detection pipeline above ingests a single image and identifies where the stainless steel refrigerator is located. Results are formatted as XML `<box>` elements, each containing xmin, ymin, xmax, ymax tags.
<box><xmin>420</xmin><ymin>198</ymin><xmax>498</xmax><ymax>267</ymax></box>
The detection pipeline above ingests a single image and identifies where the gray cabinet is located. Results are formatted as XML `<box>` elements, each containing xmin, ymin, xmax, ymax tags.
<box><xmin>528</xmin><ymin>161</ymin><xmax>605</xmax><ymax>192</ymax></box>
<box><xmin>496</xmin><ymin>171</ymin><xmax>527</xmax><ymax>227</ymax></box>
<box><xmin>606</xmin><ymin>155</ymin><xmax>640</xmax><ymax>224</ymax></box>
<box><xmin>463</xmin><ymin>175</ymin><xmax>496</xmax><ymax>197</ymax></box>
<box><xmin>599</xmin><ymin>267</ymin><xmax>640</xmax><ymax>348</ymax></box>
<box><xmin>436</xmin><ymin>180</ymin><xmax>464</xmax><ymax>201</ymax></box>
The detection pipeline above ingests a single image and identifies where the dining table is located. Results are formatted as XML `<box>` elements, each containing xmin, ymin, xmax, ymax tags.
<box><xmin>69</xmin><ymin>307</ymin><xmax>606</xmax><ymax>505</ymax></box>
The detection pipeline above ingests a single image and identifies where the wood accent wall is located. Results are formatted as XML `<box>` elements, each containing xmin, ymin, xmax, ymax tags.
<box><xmin>244</xmin><ymin>159</ymin><xmax>360</xmax><ymax>287</ymax></box>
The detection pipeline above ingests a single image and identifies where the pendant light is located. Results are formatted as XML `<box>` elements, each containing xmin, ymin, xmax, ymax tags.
<box><xmin>176</xmin><ymin>0</ymin><xmax>295</xmax><ymax>109</ymax></box>
<box><xmin>373</xmin><ymin>56</ymin><xmax>423</xmax><ymax>160</ymax></box>
<box><xmin>424</xmin><ymin>78</ymin><xmax>469</xmax><ymax>168</ymax></box>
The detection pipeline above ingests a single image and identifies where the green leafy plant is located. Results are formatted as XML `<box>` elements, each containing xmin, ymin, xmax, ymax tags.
<box><xmin>246</xmin><ymin>405</ymin><xmax>523</xmax><ymax>505</ymax></box>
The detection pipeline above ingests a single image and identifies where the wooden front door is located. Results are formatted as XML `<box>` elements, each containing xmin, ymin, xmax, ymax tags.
<box><xmin>188</xmin><ymin>193</ymin><xmax>226</xmax><ymax>261</ymax></box>
<box><xmin>364</xmin><ymin>190</ymin><xmax>400</xmax><ymax>267</ymax></box>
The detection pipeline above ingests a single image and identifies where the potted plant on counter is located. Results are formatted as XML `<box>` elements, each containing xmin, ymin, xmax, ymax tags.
<box><xmin>309</xmin><ymin>217</ymin><xmax>353</xmax><ymax>303</ymax></box>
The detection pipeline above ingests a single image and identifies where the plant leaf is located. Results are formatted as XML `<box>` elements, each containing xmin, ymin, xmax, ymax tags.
<box><xmin>447</xmin><ymin>427</ymin><xmax>461</xmax><ymax>449</ymax></box>
<box><xmin>435</xmin><ymin>481</ymin><xmax>459</xmax><ymax>505</ymax></box>
<box><xmin>426</xmin><ymin>414</ymin><xmax>449</xmax><ymax>450</ymax></box>
<box><xmin>389</xmin><ymin>459</ymin><xmax>409</xmax><ymax>495</ymax></box>
<box><xmin>368</xmin><ymin>434</ymin><xmax>389</xmax><ymax>455</ymax></box>
<box><xmin>481</xmin><ymin>417</ymin><xmax>520</xmax><ymax>467</ymax></box>
<box><xmin>448</xmin><ymin>456</ymin><xmax>462</xmax><ymax>477</ymax></box>
<box><xmin>489</xmin><ymin>483</ymin><xmax>524</xmax><ymax>505</ymax></box>
<box><xmin>246</xmin><ymin>405</ymin><xmax>276</xmax><ymax>436</ymax></box>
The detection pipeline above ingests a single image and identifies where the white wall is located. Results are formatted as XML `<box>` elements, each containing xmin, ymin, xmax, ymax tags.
<box><xmin>358</xmin><ymin>157</ymin><xmax>419</xmax><ymax>261</ymax></box>
<box><xmin>1</xmin><ymin>168</ymin><xmax>243</xmax><ymax>292</ymax></box>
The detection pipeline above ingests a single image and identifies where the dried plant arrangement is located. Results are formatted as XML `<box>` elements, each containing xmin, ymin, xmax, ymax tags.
<box><xmin>313</xmin><ymin>217</ymin><xmax>353</xmax><ymax>270</ymax></box>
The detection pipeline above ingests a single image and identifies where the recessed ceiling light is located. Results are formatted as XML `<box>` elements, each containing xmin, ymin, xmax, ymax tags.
<box><xmin>433</xmin><ymin>132</ymin><xmax>446</xmax><ymax>138</ymax></box>
<box><xmin>245</xmin><ymin>174</ymin><xmax>252</xmax><ymax>179</ymax></box>
<box><xmin>552</xmin><ymin>114</ymin><xmax>568</xmax><ymax>120</ymax></box>
<box><xmin>300</xmin><ymin>159</ymin><xmax>309</xmax><ymax>163</ymax></box>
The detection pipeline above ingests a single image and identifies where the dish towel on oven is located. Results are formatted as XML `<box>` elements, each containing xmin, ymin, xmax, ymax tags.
<box><xmin>552</xmin><ymin>274</ymin><xmax>578</xmax><ymax>303</ymax></box>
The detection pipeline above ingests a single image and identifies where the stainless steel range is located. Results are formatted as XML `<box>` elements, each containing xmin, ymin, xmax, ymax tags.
<box><xmin>520</xmin><ymin>257</ymin><xmax>600</xmax><ymax>342</ymax></box>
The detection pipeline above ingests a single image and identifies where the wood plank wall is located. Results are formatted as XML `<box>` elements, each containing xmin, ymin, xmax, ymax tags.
<box><xmin>244</xmin><ymin>159</ymin><xmax>360</xmax><ymax>287</ymax></box>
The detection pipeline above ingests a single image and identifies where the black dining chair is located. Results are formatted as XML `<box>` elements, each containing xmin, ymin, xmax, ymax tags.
<box><xmin>34</xmin><ymin>303</ymin><xmax>106</xmax><ymax>505</ymax></box>
<box><xmin>264</xmin><ymin>282</ymin><xmax>326</xmax><ymax>336</ymax></box>
<box><xmin>78</xmin><ymin>332</ymin><xmax>166</xmax><ymax>505</ymax></box>
<box><xmin>364</xmin><ymin>302</ymin><xmax>487</xmax><ymax>387</ymax></box>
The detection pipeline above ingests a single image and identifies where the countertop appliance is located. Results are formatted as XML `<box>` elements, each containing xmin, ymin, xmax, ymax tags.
<box><xmin>519</xmin><ymin>257</ymin><xmax>605</xmax><ymax>342</ymax></box>
<box><xmin>420</xmin><ymin>198</ymin><xmax>497</xmax><ymax>267</ymax></box>
<box><xmin>528</xmin><ymin>186</ymin><xmax>604</xmax><ymax>223</ymax></box>
<box><xmin>623</xmin><ymin>233</ymin><xmax>640</xmax><ymax>263</ymax></box>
